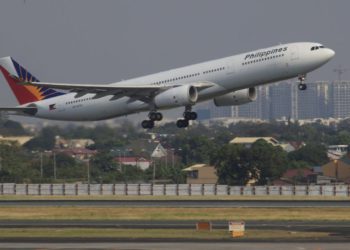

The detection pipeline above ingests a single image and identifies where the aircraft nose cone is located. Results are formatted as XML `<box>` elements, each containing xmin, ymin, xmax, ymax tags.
<box><xmin>326</xmin><ymin>48</ymin><xmax>335</xmax><ymax>60</ymax></box>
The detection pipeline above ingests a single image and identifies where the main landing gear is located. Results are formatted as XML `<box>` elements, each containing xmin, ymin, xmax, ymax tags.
<box><xmin>176</xmin><ymin>107</ymin><xmax>197</xmax><ymax>128</ymax></box>
<box><xmin>298</xmin><ymin>74</ymin><xmax>307</xmax><ymax>91</ymax></box>
<box><xmin>141</xmin><ymin>107</ymin><xmax>197</xmax><ymax>129</ymax></box>
<box><xmin>141</xmin><ymin>111</ymin><xmax>163</xmax><ymax>129</ymax></box>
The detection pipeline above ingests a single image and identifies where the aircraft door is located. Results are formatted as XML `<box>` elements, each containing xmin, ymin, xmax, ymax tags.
<box><xmin>226</xmin><ymin>60</ymin><xmax>236</xmax><ymax>75</ymax></box>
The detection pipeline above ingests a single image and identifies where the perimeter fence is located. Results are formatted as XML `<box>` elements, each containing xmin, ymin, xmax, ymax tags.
<box><xmin>0</xmin><ymin>183</ymin><xmax>349</xmax><ymax>196</ymax></box>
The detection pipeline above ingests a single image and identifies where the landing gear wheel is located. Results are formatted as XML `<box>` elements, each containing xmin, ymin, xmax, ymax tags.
<box><xmin>148</xmin><ymin>112</ymin><xmax>163</xmax><ymax>121</ymax></box>
<box><xmin>183</xmin><ymin>111</ymin><xmax>197</xmax><ymax>120</ymax></box>
<box><xmin>176</xmin><ymin>119</ymin><xmax>189</xmax><ymax>128</ymax></box>
<box><xmin>298</xmin><ymin>83</ymin><xmax>307</xmax><ymax>91</ymax></box>
<box><xmin>155</xmin><ymin>112</ymin><xmax>163</xmax><ymax>121</ymax></box>
<box><xmin>297</xmin><ymin>74</ymin><xmax>307</xmax><ymax>91</ymax></box>
<box><xmin>141</xmin><ymin>120</ymin><xmax>154</xmax><ymax>129</ymax></box>
<box><xmin>190</xmin><ymin>112</ymin><xmax>197</xmax><ymax>120</ymax></box>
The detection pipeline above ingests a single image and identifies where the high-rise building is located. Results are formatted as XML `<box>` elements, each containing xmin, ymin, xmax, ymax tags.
<box><xmin>238</xmin><ymin>85</ymin><xmax>270</xmax><ymax>119</ymax></box>
<box><xmin>330</xmin><ymin>81</ymin><xmax>350</xmax><ymax>118</ymax></box>
<box><xmin>297</xmin><ymin>81</ymin><xmax>330</xmax><ymax>119</ymax></box>
<box><xmin>195</xmin><ymin>81</ymin><xmax>350</xmax><ymax>121</ymax></box>
<box><xmin>269</xmin><ymin>81</ymin><xmax>295</xmax><ymax>120</ymax></box>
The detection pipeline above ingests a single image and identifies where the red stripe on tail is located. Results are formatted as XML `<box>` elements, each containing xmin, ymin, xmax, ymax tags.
<box><xmin>0</xmin><ymin>65</ymin><xmax>40</xmax><ymax>105</ymax></box>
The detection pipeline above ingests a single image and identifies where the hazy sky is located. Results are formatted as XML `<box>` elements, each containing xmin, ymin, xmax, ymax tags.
<box><xmin>0</xmin><ymin>0</ymin><xmax>349</xmax><ymax>124</ymax></box>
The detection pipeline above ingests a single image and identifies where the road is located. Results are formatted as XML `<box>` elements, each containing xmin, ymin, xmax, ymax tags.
<box><xmin>0</xmin><ymin>242</ymin><xmax>348</xmax><ymax>249</ymax></box>
<box><xmin>0</xmin><ymin>199</ymin><xmax>349</xmax><ymax>207</ymax></box>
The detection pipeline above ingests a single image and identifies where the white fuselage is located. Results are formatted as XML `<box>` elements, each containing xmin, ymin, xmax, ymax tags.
<box><xmin>30</xmin><ymin>42</ymin><xmax>335</xmax><ymax>121</ymax></box>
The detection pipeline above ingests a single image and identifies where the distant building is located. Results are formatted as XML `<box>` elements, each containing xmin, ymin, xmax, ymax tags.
<box><xmin>182</xmin><ymin>164</ymin><xmax>217</xmax><ymax>184</ymax></box>
<box><xmin>330</xmin><ymin>81</ymin><xmax>350</xmax><ymax>118</ymax></box>
<box><xmin>327</xmin><ymin>145</ymin><xmax>348</xmax><ymax>160</ymax></box>
<box><xmin>297</xmin><ymin>81</ymin><xmax>330</xmax><ymax>119</ymax></box>
<box><xmin>230</xmin><ymin>137</ymin><xmax>280</xmax><ymax>148</ymax></box>
<box><xmin>115</xmin><ymin>157</ymin><xmax>151</xmax><ymax>170</ymax></box>
<box><xmin>238</xmin><ymin>85</ymin><xmax>270</xmax><ymax>119</ymax></box>
<box><xmin>55</xmin><ymin>137</ymin><xmax>95</xmax><ymax>149</ymax></box>
<box><xmin>269</xmin><ymin>82</ymin><xmax>297</xmax><ymax>120</ymax></box>
<box><xmin>322</xmin><ymin>156</ymin><xmax>350</xmax><ymax>183</ymax></box>
<box><xmin>54</xmin><ymin>148</ymin><xmax>97</xmax><ymax>160</ymax></box>
<box><xmin>280</xmin><ymin>168</ymin><xmax>315</xmax><ymax>185</ymax></box>
<box><xmin>0</xmin><ymin>135</ymin><xmax>33</xmax><ymax>145</ymax></box>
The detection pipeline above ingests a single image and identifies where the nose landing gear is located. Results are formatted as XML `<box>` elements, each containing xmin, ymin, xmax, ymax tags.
<box><xmin>298</xmin><ymin>74</ymin><xmax>307</xmax><ymax>91</ymax></box>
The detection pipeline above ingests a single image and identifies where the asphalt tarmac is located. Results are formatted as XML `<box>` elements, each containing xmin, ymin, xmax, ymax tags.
<box><xmin>0</xmin><ymin>219</ymin><xmax>349</xmax><ymax>233</ymax></box>
<box><xmin>0</xmin><ymin>199</ymin><xmax>349</xmax><ymax>207</ymax></box>
<box><xmin>0</xmin><ymin>242</ymin><xmax>348</xmax><ymax>249</ymax></box>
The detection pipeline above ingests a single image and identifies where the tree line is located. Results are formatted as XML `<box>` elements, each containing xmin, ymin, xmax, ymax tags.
<box><xmin>0</xmin><ymin>117</ymin><xmax>339</xmax><ymax>184</ymax></box>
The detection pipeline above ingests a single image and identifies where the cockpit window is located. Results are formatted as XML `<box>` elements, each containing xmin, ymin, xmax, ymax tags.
<box><xmin>311</xmin><ymin>46</ymin><xmax>325</xmax><ymax>51</ymax></box>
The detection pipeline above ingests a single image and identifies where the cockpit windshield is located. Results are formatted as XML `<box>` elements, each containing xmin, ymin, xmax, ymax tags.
<box><xmin>311</xmin><ymin>45</ymin><xmax>325</xmax><ymax>51</ymax></box>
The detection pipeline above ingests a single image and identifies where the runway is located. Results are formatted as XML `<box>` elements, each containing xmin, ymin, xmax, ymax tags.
<box><xmin>0</xmin><ymin>220</ymin><xmax>349</xmax><ymax>233</ymax></box>
<box><xmin>0</xmin><ymin>220</ymin><xmax>349</xmax><ymax>239</ymax></box>
<box><xmin>0</xmin><ymin>199</ymin><xmax>349</xmax><ymax>207</ymax></box>
<box><xmin>0</xmin><ymin>242</ymin><xmax>348</xmax><ymax>250</ymax></box>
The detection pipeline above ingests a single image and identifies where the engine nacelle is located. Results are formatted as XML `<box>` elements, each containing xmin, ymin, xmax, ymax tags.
<box><xmin>213</xmin><ymin>87</ymin><xmax>257</xmax><ymax>106</ymax></box>
<box><xmin>154</xmin><ymin>85</ymin><xmax>198</xmax><ymax>109</ymax></box>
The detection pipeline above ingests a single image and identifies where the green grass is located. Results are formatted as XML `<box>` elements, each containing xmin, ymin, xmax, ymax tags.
<box><xmin>0</xmin><ymin>228</ymin><xmax>329</xmax><ymax>239</ymax></box>
<box><xmin>1</xmin><ymin>207</ymin><xmax>350</xmax><ymax>221</ymax></box>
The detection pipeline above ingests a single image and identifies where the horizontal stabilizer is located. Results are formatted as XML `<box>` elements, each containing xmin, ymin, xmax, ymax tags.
<box><xmin>0</xmin><ymin>107</ymin><xmax>37</xmax><ymax>115</ymax></box>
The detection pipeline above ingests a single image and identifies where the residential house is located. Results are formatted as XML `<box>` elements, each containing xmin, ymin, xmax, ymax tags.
<box><xmin>115</xmin><ymin>157</ymin><xmax>151</xmax><ymax>170</ymax></box>
<box><xmin>182</xmin><ymin>164</ymin><xmax>218</xmax><ymax>184</ymax></box>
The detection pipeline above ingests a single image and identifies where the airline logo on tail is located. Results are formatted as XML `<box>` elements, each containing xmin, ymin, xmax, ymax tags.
<box><xmin>0</xmin><ymin>57</ymin><xmax>65</xmax><ymax>105</ymax></box>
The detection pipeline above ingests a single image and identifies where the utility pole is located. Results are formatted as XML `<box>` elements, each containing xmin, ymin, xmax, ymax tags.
<box><xmin>172</xmin><ymin>149</ymin><xmax>175</xmax><ymax>169</ymax></box>
<box><xmin>152</xmin><ymin>158</ymin><xmax>156</xmax><ymax>184</ymax></box>
<box><xmin>87</xmin><ymin>159</ymin><xmax>90</xmax><ymax>185</ymax></box>
<box><xmin>40</xmin><ymin>152</ymin><xmax>43</xmax><ymax>178</ymax></box>
<box><xmin>53</xmin><ymin>151</ymin><xmax>57</xmax><ymax>180</ymax></box>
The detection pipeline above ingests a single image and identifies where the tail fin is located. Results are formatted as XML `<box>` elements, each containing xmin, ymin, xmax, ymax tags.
<box><xmin>0</xmin><ymin>57</ymin><xmax>65</xmax><ymax>105</ymax></box>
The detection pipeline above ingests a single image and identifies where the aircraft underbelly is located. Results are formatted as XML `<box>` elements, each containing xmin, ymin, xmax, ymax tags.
<box><xmin>36</xmin><ymin>97</ymin><xmax>148</xmax><ymax>121</ymax></box>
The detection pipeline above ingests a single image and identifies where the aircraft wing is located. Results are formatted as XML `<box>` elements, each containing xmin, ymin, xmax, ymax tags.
<box><xmin>25</xmin><ymin>81</ymin><xmax>215</xmax><ymax>91</ymax></box>
<box><xmin>17</xmin><ymin>79</ymin><xmax>215</xmax><ymax>101</ymax></box>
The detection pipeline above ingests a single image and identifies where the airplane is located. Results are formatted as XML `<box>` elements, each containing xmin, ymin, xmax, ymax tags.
<box><xmin>0</xmin><ymin>42</ymin><xmax>334</xmax><ymax>129</ymax></box>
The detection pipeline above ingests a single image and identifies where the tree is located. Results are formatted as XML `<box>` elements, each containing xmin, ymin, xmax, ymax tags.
<box><xmin>211</xmin><ymin>140</ymin><xmax>288</xmax><ymax>185</ymax></box>
<box><xmin>24</xmin><ymin>127</ymin><xmax>59</xmax><ymax>150</ymax></box>
<box><xmin>169</xmin><ymin>133</ymin><xmax>216</xmax><ymax>165</ymax></box>
<box><xmin>0</xmin><ymin>119</ymin><xmax>28</xmax><ymax>136</ymax></box>
<box><xmin>91</xmin><ymin>151</ymin><xmax>118</xmax><ymax>172</ymax></box>
<box><xmin>0</xmin><ymin>142</ymin><xmax>39</xmax><ymax>183</ymax></box>
<box><xmin>249</xmin><ymin>140</ymin><xmax>288</xmax><ymax>185</ymax></box>
<box><xmin>211</xmin><ymin>144</ymin><xmax>253</xmax><ymax>185</ymax></box>
<box><xmin>288</xmin><ymin>143</ymin><xmax>328</xmax><ymax>166</ymax></box>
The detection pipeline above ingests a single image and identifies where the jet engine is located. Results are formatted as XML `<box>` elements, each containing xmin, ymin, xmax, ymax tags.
<box><xmin>213</xmin><ymin>87</ymin><xmax>257</xmax><ymax>106</ymax></box>
<box><xmin>154</xmin><ymin>85</ymin><xmax>198</xmax><ymax>109</ymax></box>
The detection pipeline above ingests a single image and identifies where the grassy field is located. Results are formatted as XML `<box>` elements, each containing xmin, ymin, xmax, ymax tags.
<box><xmin>0</xmin><ymin>207</ymin><xmax>349</xmax><ymax>221</ymax></box>
<box><xmin>0</xmin><ymin>228</ymin><xmax>329</xmax><ymax>239</ymax></box>
<box><xmin>0</xmin><ymin>195</ymin><xmax>349</xmax><ymax>200</ymax></box>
